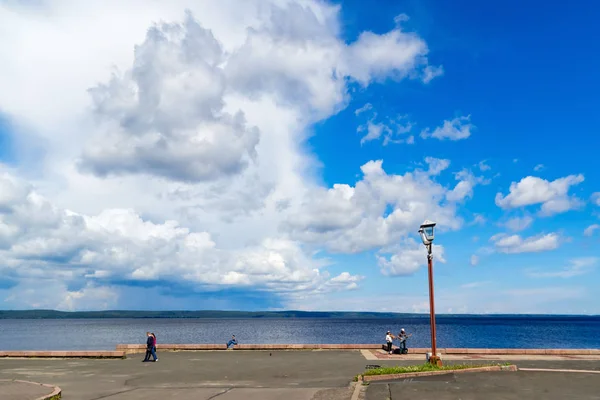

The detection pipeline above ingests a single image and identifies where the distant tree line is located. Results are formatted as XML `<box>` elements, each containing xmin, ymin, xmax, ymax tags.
<box><xmin>0</xmin><ymin>310</ymin><xmax>416</xmax><ymax>319</ymax></box>
<box><xmin>0</xmin><ymin>310</ymin><xmax>594</xmax><ymax>319</ymax></box>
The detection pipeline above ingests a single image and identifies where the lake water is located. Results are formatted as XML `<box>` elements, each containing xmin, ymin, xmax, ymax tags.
<box><xmin>1</xmin><ymin>315</ymin><xmax>599</xmax><ymax>350</ymax></box>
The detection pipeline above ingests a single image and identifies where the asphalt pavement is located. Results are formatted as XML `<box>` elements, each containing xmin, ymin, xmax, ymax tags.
<box><xmin>1</xmin><ymin>351</ymin><xmax>599</xmax><ymax>399</ymax></box>
<box><xmin>365</xmin><ymin>369</ymin><xmax>600</xmax><ymax>400</ymax></box>
<box><xmin>0</xmin><ymin>351</ymin><xmax>365</xmax><ymax>400</ymax></box>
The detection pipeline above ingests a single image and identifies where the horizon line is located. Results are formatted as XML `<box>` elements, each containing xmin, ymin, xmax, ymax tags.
<box><xmin>0</xmin><ymin>309</ymin><xmax>598</xmax><ymax>317</ymax></box>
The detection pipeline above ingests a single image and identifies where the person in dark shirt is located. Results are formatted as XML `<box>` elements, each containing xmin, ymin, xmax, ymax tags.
<box><xmin>143</xmin><ymin>332</ymin><xmax>153</xmax><ymax>362</ymax></box>
<box><xmin>397</xmin><ymin>328</ymin><xmax>411</xmax><ymax>353</ymax></box>
<box><xmin>226</xmin><ymin>335</ymin><xmax>238</xmax><ymax>349</ymax></box>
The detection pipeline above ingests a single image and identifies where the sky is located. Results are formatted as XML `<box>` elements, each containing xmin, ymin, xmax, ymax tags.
<box><xmin>0</xmin><ymin>0</ymin><xmax>598</xmax><ymax>314</ymax></box>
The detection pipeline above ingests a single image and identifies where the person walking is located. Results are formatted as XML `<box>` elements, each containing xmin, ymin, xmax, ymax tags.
<box><xmin>143</xmin><ymin>332</ymin><xmax>154</xmax><ymax>362</ymax></box>
<box><xmin>226</xmin><ymin>335</ymin><xmax>238</xmax><ymax>349</ymax></box>
<box><xmin>150</xmin><ymin>333</ymin><xmax>158</xmax><ymax>362</ymax></box>
<box><xmin>385</xmin><ymin>331</ymin><xmax>394</xmax><ymax>355</ymax></box>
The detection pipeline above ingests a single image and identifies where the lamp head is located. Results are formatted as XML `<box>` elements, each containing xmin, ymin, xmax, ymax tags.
<box><xmin>418</xmin><ymin>219</ymin><xmax>436</xmax><ymax>245</ymax></box>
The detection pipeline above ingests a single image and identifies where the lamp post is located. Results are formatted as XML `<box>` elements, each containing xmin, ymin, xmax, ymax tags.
<box><xmin>419</xmin><ymin>219</ymin><xmax>442</xmax><ymax>367</ymax></box>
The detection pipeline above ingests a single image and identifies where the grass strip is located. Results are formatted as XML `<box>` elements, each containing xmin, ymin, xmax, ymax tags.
<box><xmin>363</xmin><ymin>362</ymin><xmax>511</xmax><ymax>377</ymax></box>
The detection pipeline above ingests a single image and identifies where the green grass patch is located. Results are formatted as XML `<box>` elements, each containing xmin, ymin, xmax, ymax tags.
<box><xmin>363</xmin><ymin>362</ymin><xmax>510</xmax><ymax>377</ymax></box>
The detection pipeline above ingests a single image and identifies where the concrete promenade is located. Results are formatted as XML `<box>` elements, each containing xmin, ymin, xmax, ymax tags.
<box><xmin>0</xmin><ymin>379</ymin><xmax>60</xmax><ymax>400</ymax></box>
<box><xmin>1</xmin><ymin>349</ymin><xmax>600</xmax><ymax>399</ymax></box>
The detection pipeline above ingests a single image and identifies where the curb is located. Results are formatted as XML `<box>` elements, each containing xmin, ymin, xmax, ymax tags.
<box><xmin>0</xmin><ymin>351</ymin><xmax>125</xmax><ymax>359</ymax></box>
<box><xmin>115</xmin><ymin>344</ymin><xmax>383</xmax><ymax>354</ymax></box>
<box><xmin>362</xmin><ymin>364</ymin><xmax>518</xmax><ymax>382</ymax></box>
<box><xmin>0</xmin><ymin>379</ymin><xmax>62</xmax><ymax>399</ymax></box>
<box><xmin>519</xmin><ymin>368</ymin><xmax>600</xmax><ymax>374</ymax></box>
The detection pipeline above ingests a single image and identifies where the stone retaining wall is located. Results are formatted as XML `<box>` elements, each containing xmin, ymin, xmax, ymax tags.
<box><xmin>1</xmin><ymin>346</ymin><xmax>599</xmax><ymax>357</ymax></box>
<box><xmin>0</xmin><ymin>351</ymin><xmax>125</xmax><ymax>359</ymax></box>
<box><xmin>114</xmin><ymin>344</ymin><xmax>600</xmax><ymax>355</ymax></box>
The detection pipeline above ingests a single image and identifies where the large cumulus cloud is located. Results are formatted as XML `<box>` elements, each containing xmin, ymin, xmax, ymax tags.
<box><xmin>0</xmin><ymin>0</ymin><xmax>453</xmax><ymax>310</ymax></box>
<box><xmin>0</xmin><ymin>166</ymin><xmax>360</xmax><ymax>307</ymax></box>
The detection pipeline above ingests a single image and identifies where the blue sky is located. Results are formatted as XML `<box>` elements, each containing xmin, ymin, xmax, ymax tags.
<box><xmin>0</xmin><ymin>0</ymin><xmax>598</xmax><ymax>313</ymax></box>
<box><xmin>305</xmin><ymin>0</ymin><xmax>600</xmax><ymax>314</ymax></box>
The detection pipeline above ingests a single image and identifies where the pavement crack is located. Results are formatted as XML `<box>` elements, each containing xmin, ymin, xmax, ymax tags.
<box><xmin>89</xmin><ymin>388</ymin><xmax>139</xmax><ymax>399</ymax></box>
<box><xmin>206</xmin><ymin>387</ymin><xmax>234</xmax><ymax>399</ymax></box>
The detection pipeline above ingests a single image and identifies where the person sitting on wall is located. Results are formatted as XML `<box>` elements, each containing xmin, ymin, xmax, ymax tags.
<box><xmin>226</xmin><ymin>335</ymin><xmax>238</xmax><ymax>349</ymax></box>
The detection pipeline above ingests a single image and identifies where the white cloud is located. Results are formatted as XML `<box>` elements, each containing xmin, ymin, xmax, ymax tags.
<box><xmin>525</xmin><ymin>257</ymin><xmax>597</xmax><ymax>279</ymax></box>
<box><xmin>342</xmin><ymin>27</ymin><xmax>441</xmax><ymax>86</ymax></box>
<box><xmin>591</xmin><ymin>192</ymin><xmax>600</xmax><ymax>207</ymax></box>
<box><xmin>377</xmin><ymin>238</ymin><xmax>446</xmax><ymax>276</ymax></box>
<box><xmin>283</xmin><ymin>159</ymin><xmax>462</xmax><ymax>254</ymax></box>
<box><xmin>478</xmin><ymin>160</ymin><xmax>491</xmax><ymax>171</ymax></box>
<box><xmin>446</xmin><ymin>169</ymin><xmax>488</xmax><ymax>203</ymax></box>
<box><xmin>470</xmin><ymin>255</ymin><xmax>479</xmax><ymax>266</ymax></box>
<box><xmin>2</xmin><ymin>280</ymin><xmax>118</xmax><ymax>311</ymax></box>
<box><xmin>461</xmin><ymin>281</ymin><xmax>490</xmax><ymax>289</ymax></box>
<box><xmin>287</xmin><ymin>284</ymin><xmax>592</xmax><ymax>314</ymax></box>
<box><xmin>359</xmin><ymin>120</ymin><xmax>392</xmax><ymax>145</ymax></box>
<box><xmin>356</xmin><ymin>107</ymin><xmax>414</xmax><ymax>145</ymax></box>
<box><xmin>495</xmin><ymin>174</ymin><xmax>585</xmax><ymax>216</ymax></box>
<box><xmin>471</xmin><ymin>214</ymin><xmax>486</xmax><ymax>225</ymax></box>
<box><xmin>0</xmin><ymin>1</ymin><xmax>449</xmax><ymax>309</ymax></box>
<box><xmin>355</xmin><ymin>103</ymin><xmax>373</xmax><ymax>116</ymax></box>
<box><xmin>424</xmin><ymin>157</ymin><xmax>450</xmax><ymax>176</ymax></box>
<box><xmin>534</xmin><ymin>164</ymin><xmax>545</xmax><ymax>172</ymax></box>
<box><xmin>420</xmin><ymin>115</ymin><xmax>474</xmax><ymax>141</ymax></box>
<box><xmin>584</xmin><ymin>224</ymin><xmax>600</xmax><ymax>237</ymax></box>
<box><xmin>0</xmin><ymin>166</ymin><xmax>362</xmax><ymax>303</ymax></box>
<box><xmin>503</xmin><ymin>216</ymin><xmax>534</xmax><ymax>232</ymax></box>
<box><xmin>490</xmin><ymin>232</ymin><xmax>560</xmax><ymax>254</ymax></box>
<box><xmin>327</xmin><ymin>272</ymin><xmax>364</xmax><ymax>291</ymax></box>
<box><xmin>79</xmin><ymin>13</ymin><xmax>261</xmax><ymax>182</ymax></box>
<box><xmin>422</xmin><ymin>65</ymin><xmax>444</xmax><ymax>83</ymax></box>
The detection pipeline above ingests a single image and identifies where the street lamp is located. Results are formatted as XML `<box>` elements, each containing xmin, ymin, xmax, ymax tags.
<box><xmin>418</xmin><ymin>219</ymin><xmax>442</xmax><ymax>367</ymax></box>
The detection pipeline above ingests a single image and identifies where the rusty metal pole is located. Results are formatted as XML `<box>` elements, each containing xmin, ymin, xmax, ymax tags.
<box><xmin>427</xmin><ymin>244</ymin><xmax>440</xmax><ymax>366</ymax></box>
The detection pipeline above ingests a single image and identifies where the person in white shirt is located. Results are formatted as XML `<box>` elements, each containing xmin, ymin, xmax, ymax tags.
<box><xmin>385</xmin><ymin>331</ymin><xmax>394</xmax><ymax>354</ymax></box>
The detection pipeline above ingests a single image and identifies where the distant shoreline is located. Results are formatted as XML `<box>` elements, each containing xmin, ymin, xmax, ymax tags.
<box><xmin>0</xmin><ymin>310</ymin><xmax>598</xmax><ymax>319</ymax></box>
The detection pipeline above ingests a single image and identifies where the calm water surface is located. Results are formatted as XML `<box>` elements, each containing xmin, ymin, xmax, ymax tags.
<box><xmin>1</xmin><ymin>316</ymin><xmax>598</xmax><ymax>350</ymax></box>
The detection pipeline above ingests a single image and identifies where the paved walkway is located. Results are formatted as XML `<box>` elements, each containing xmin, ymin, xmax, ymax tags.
<box><xmin>365</xmin><ymin>369</ymin><xmax>600</xmax><ymax>400</ymax></box>
<box><xmin>0</xmin><ymin>379</ymin><xmax>59</xmax><ymax>400</ymax></box>
<box><xmin>1</xmin><ymin>351</ymin><xmax>600</xmax><ymax>399</ymax></box>
<box><xmin>0</xmin><ymin>351</ymin><xmax>364</xmax><ymax>400</ymax></box>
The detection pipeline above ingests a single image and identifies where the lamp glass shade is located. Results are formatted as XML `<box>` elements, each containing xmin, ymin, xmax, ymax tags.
<box><xmin>423</xmin><ymin>225</ymin><xmax>434</xmax><ymax>242</ymax></box>
<box><xmin>419</xmin><ymin>230</ymin><xmax>429</xmax><ymax>245</ymax></box>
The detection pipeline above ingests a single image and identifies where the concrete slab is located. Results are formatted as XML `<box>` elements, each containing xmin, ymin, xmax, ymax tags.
<box><xmin>366</xmin><ymin>370</ymin><xmax>600</xmax><ymax>400</ymax></box>
<box><xmin>220</xmin><ymin>388</ymin><xmax>321</xmax><ymax>400</ymax></box>
<box><xmin>0</xmin><ymin>351</ymin><xmax>366</xmax><ymax>399</ymax></box>
<box><xmin>99</xmin><ymin>388</ymin><xmax>229</xmax><ymax>399</ymax></box>
<box><xmin>0</xmin><ymin>379</ymin><xmax>59</xmax><ymax>400</ymax></box>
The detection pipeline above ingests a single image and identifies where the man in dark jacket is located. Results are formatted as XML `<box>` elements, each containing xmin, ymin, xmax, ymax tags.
<box><xmin>143</xmin><ymin>332</ymin><xmax>153</xmax><ymax>362</ymax></box>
